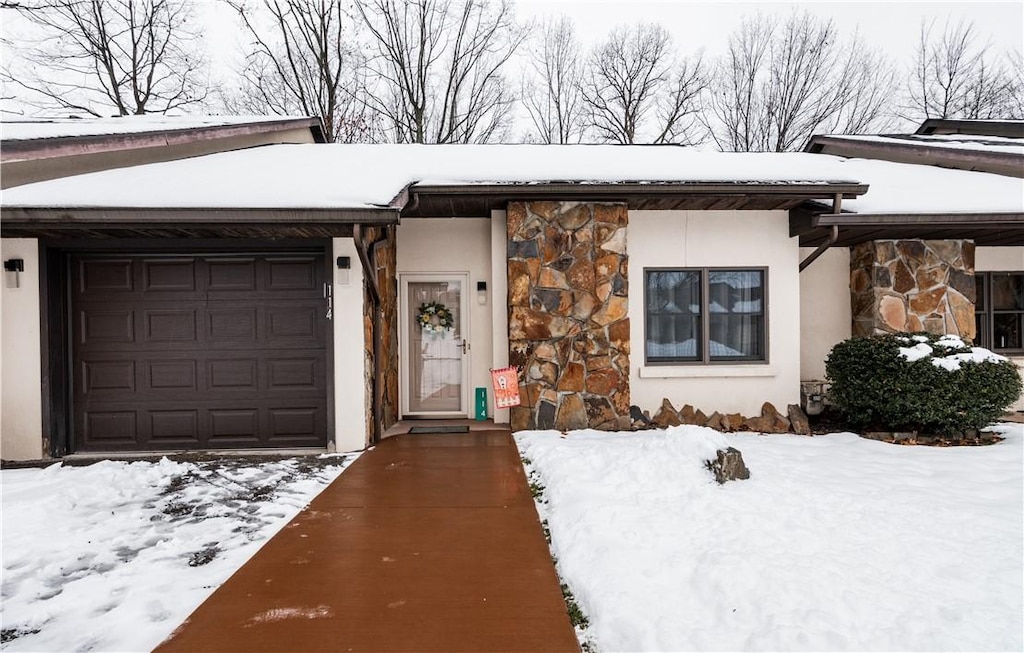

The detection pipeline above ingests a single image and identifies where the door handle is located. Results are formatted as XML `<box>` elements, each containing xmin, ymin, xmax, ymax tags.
<box><xmin>461</xmin><ymin>339</ymin><xmax>469</xmax><ymax>354</ymax></box>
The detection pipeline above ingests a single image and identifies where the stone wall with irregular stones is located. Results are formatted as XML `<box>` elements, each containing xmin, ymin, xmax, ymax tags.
<box><xmin>362</xmin><ymin>226</ymin><xmax>399</xmax><ymax>441</ymax></box>
<box><xmin>507</xmin><ymin>201</ymin><xmax>631</xmax><ymax>431</ymax></box>
<box><xmin>850</xmin><ymin>239</ymin><xmax>975</xmax><ymax>340</ymax></box>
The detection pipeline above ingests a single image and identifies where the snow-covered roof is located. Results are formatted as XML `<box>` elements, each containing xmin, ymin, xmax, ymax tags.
<box><xmin>0</xmin><ymin>115</ymin><xmax>317</xmax><ymax>142</ymax></box>
<box><xmin>2</xmin><ymin>143</ymin><xmax>1022</xmax><ymax>215</ymax></box>
<box><xmin>830</xmin><ymin>133</ymin><xmax>1024</xmax><ymax>156</ymax></box>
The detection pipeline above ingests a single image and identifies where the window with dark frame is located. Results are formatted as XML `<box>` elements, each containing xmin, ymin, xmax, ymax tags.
<box><xmin>645</xmin><ymin>268</ymin><xmax>766</xmax><ymax>364</ymax></box>
<box><xmin>975</xmin><ymin>271</ymin><xmax>1024</xmax><ymax>353</ymax></box>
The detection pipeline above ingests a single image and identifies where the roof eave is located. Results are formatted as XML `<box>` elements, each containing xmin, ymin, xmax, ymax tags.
<box><xmin>1</xmin><ymin>117</ymin><xmax>327</xmax><ymax>162</ymax></box>
<box><xmin>0</xmin><ymin>205</ymin><xmax>398</xmax><ymax>239</ymax></box>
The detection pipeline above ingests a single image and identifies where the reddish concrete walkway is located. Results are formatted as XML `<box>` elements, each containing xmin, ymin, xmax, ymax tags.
<box><xmin>156</xmin><ymin>429</ymin><xmax>580</xmax><ymax>653</ymax></box>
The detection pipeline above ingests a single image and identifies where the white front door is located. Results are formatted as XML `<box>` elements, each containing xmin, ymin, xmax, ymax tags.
<box><xmin>400</xmin><ymin>274</ymin><xmax>470</xmax><ymax>417</ymax></box>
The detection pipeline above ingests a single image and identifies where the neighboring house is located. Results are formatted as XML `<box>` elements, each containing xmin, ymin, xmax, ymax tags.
<box><xmin>0</xmin><ymin>115</ymin><xmax>326</xmax><ymax>188</ymax></box>
<box><xmin>803</xmin><ymin>120</ymin><xmax>1024</xmax><ymax>412</ymax></box>
<box><xmin>805</xmin><ymin>119</ymin><xmax>1024</xmax><ymax>177</ymax></box>
<box><xmin>1</xmin><ymin>121</ymin><xmax>1022</xmax><ymax>461</ymax></box>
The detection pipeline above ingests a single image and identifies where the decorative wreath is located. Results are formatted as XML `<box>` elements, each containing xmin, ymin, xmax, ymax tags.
<box><xmin>417</xmin><ymin>301</ymin><xmax>454</xmax><ymax>334</ymax></box>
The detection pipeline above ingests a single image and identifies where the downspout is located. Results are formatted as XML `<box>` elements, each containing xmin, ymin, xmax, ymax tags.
<box><xmin>799</xmin><ymin>193</ymin><xmax>842</xmax><ymax>272</ymax></box>
<box><xmin>353</xmin><ymin>223</ymin><xmax>383</xmax><ymax>445</ymax></box>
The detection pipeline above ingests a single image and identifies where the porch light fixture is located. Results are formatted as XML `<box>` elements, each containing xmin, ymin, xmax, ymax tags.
<box><xmin>477</xmin><ymin>280</ymin><xmax>487</xmax><ymax>305</ymax></box>
<box><xmin>336</xmin><ymin>256</ymin><xmax>351</xmax><ymax>285</ymax></box>
<box><xmin>4</xmin><ymin>258</ymin><xmax>24</xmax><ymax>289</ymax></box>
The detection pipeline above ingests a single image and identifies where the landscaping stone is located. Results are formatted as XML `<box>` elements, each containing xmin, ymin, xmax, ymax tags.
<box><xmin>706</xmin><ymin>447</ymin><xmax>751</xmax><ymax>484</ymax></box>
<box><xmin>651</xmin><ymin>398</ymin><xmax>682</xmax><ymax>428</ymax></box>
<box><xmin>787</xmin><ymin>404</ymin><xmax>811</xmax><ymax>435</ymax></box>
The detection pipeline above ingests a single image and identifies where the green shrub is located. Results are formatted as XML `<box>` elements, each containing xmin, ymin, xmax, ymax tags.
<box><xmin>825</xmin><ymin>333</ymin><xmax>1022</xmax><ymax>435</ymax></box>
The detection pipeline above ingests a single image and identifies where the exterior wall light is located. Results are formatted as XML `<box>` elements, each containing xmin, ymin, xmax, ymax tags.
<box><xmin>336</xmin><ymin>256</ymin><xmax>351</xmax><ymax>285</ymax></box>
<box><xmin>4</xmin><ymin>258</ymin><xmax>24</xmax><ymax>289</ymax></box>
<box><xmin>477</xmin><ymin>280</ymin><xmax>487</xmax><ymax>305</ymax></box>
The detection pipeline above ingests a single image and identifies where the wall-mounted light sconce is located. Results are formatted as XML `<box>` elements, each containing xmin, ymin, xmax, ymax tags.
<box><xmin>336</xmin><ymin>256</ymin><xmax>351</xmax><ymax>285</ymax></box>
<box><xmin>477</xmin><ymin>280</ymin><xmax>487</xmax><ymax>305</ymax></box>
<box><xmin>4</xmin><ymin>258</ymin><xmax>24</xmax><ymax>289</ymax></box>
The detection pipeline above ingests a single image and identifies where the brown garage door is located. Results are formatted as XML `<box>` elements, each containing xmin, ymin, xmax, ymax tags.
<box><xmin>71</xmin><ymin>251</ymin><xmax>329</xmax><ymax>452</ymax></box>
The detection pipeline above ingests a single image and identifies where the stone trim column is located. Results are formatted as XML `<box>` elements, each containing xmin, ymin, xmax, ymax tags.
<box><xmin>851</xmin><ymin>239</ymin><xmax>975</xmax><ymax>339</ymax></box>
<box><xmin>507</xmin><ymin>201</ymin><xmax>631</xmax><ymax>431</ymax></box>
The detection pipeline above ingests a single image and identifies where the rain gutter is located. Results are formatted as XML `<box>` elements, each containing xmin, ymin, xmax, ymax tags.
<box><xmin>799</xmin><ymin>193</ymin><xmax>842</xmax><ymax>272</ymax></box>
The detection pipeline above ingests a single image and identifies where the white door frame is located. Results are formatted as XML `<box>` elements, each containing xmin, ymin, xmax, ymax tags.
<box><xmin>398</xmin><ymin>272</ymin><xmax>471</xmax><ymax>418</ymax></box>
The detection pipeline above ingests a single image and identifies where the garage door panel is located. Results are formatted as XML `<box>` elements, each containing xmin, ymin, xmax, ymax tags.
<box><xmin>267</xmin><ymin>257</ymin><xmax>320</xmax><ymax>290</ymax></box>
<box><xmin>207</xmin><ymin>258</ymin><xmax>257</xmax><ymax>291</ymax></box>
<box><xmin>143</xmin><ymin>309</ymin><xmax>198</xmax><ymax>342</ymax></box>
<box><xmin>149</xmin><ymin>410</ymin><xmax>200</xmax><ymax>444</ymax></box>
<box><xmin>71</xmin><ymin>252</ymin><xmax>329</xmax><ymax>452</ymax></box>
<box><xmin>83</xmin><ymin>411</ymin><xmax>138</xmax><ymax>444</ymax></box>
<box><xmin>268</xmin><ymin>358</ymin><xmax>320</xmax><ymax>389</ymax></box>
<box><xmin>143</xmin><ymin>259</ymin><xmax>197</xmax><ymax>292</ymax></box>
<box><xmin>269</xmin><ymin>407</ymin><xmax>320</xmax><ymax>438</ymax></box>
<box><xmin>268</xmin><ymin>308</ymin><xmax>320</xmax><ymax>343</ymax></box>
<box><xmin>82</xmin><ymin>360</ymin><xmax>136</xmax><ymax>393</ymax></box>
<box><xmin>208</xmin><ymin>359</ymin><xmax>259</xmax><ymax>390</ymax></box>
<box><xmin>147</xmin><ymin>360</ymin><xmax>198</xmax><ymax>391</ymax></box>
<box><xmin>208</xmin><ymin>308</ymin><xmax>258</xmax><ymax>342</ymax></box>
<box><xmin>209</xmin><ymin>408</ymin><xmax>260</xmax><ymax>440</ymax></box>
<box><xmin>79</xmin><ymin>308</ymin><xmax>135</xmax><ymax>345</ymax></box>
<box><xmin>78</xmin><ymin>259</ymin><xmax>134</xmax><ymax>294</ymax></box>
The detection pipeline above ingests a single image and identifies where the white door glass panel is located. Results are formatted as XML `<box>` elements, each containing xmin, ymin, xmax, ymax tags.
<box><xmin>405</xmin><ymin>278</ymin><xmax>466</xmax><ymax>414</ymax></box>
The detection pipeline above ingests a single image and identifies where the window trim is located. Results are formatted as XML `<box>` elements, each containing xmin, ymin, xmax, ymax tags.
<box><xmin>976</xmin><ymin>270</ymin><xmax>1024</xmax><ymax>355</ymax></box>
<box><xmin>643</xmin><ymin>266</ymin><xmax>769</xmax><ymax>366</ymax></box>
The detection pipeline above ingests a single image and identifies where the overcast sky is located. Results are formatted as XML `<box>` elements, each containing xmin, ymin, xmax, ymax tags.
<box><xmin>3</xmin><ymin>0</ymin><xmax>1021</xmax><ymax>120</ymax></box>
<box><xmin>514</xmin><ymin>1</ymin><xmax>1023</xmax><ymax>61</ymax></box>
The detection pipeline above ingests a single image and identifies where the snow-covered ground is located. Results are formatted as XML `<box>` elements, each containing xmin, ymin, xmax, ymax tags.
<box><xmin>517</xmin><ymin>424</ymin><xmax>1024</xmax><ymax>652</ymax></box>
<box><xmin>0</xmin><ymin>455</ymin><xmax>355</xmax><ymax>652</ymax></box>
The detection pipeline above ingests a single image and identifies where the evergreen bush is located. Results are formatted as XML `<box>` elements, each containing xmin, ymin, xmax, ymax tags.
<box><xmin>825</xmin><ymin>333</ymin><xmax>1022</xmax><ymax>435</ymax></box>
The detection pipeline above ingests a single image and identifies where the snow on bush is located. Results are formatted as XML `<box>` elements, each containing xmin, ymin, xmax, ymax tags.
<box><xmin>517</xmin><ymin>424</ymin><xmax>1023</xmax><ymax>652</ymax></box>
<box><xmin>826</xmin><ymin>333</ymin><xmax>1022</xmax><ymax>434</ymax></box>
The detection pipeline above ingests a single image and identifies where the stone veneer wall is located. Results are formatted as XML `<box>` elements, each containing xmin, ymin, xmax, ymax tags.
<box><xmin>507</xmin><ymin>201</ymin><xmax>630</xmax><ymax>431</ymax></box>
<box><xmin>851</xmin><ymin>239</ymin><xmax>975</xmax><ymax>339</ymax></box>
<box><xmin>362</xmin><ymin>226</ymin><xmax>399</xmax><ymax>438</ymax></box>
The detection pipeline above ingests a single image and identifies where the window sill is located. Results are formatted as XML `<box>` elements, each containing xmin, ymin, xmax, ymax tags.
<box><xmin>639</xmin><ymin>365</ymin><xmax>777</xmax><ymax>379</ymax></box>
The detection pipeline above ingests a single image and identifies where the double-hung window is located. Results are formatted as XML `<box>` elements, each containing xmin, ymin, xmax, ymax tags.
<box><xmin>975</xmin><ymin>272</ymin><xmax>1024</xmax><ymax>353</ymax></box>
<box><xmin>645</xmin><ymin>268</ymin><xmax>766</xmax><ymax>364</ymax></box>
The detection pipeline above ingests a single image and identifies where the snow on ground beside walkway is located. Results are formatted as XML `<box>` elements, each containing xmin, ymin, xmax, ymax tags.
<box><xmin>0</xmin><ymin>455</ymin><xmax>355</xmax><ymax>652</ymax></box>
<box><xmin>517</xmin><ymin>424</ymin><xmax>1023</xmax><ymax>652</ymax></box>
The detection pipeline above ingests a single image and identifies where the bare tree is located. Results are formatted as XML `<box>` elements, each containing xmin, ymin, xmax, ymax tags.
<box><xmin>705</xmin><ymin>12</ymin><xmax>895</xmax><ymax>152</ymax></box>
<box><xmin>355</xmin><ymin>0</ymin><xmax>526</xmax><ymax>144</ymax></box>
<box><xmin>2</xmin><ymin>0</ymin><xmax>208</xmax><ymax>116</ymax></box>
<box><xmin>905</xmin><ymin>18</ymin><xmax>1023</xmax><ymax>121</ymax></box>
<box><xmin>519</xmin><ymin>15</ymin><xmax>585</xmax><ymax>144</ymax></box>
<box><xmin>222</xmin><ymin>0</ymin><xmax>379</xmax><ymax>143</ymax></box>
<box><xmin>580</xmin><ymin>22</ymin><xmax>707</xmax><ymax>144</ymax></box>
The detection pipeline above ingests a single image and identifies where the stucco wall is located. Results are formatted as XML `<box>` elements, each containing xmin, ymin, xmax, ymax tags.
<box><xmin>396</xmin><ymin>218</ymin><xmax>494</xmax><ymax>418</ymax></box>
<box><xmin>628</xmin><ymin>210</ymin><xmax>801</xmax><ymax>416</ymax></box>
<box><xmin>799</xmin><ymin>247</ymin><xmax>852</xmax><ymax>381</ymax></box>
<box><xmin>976</xmin><ymin>246</ymin><xmax>1024</xmax><ymax>411</ymax></box>
<box><xmin>333</xmin><ymin>238</ymin><xmax>370</xmax><ymax>452</ymax></box>
<box><xmin>976</xmin><ymin>246</ymin><xmax>1024</xmax><ymax>272</ymax></box>
<box><xmin>1</xmin><ymin>238</ymin><xmax>43</xmax><ymax>460</ymax></box>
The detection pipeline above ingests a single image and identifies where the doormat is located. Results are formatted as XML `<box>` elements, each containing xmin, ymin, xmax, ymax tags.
<box><xmin>408</xmin><ymin>426</ymin><xmax>471</xmax><ymax>434</ymax></box>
